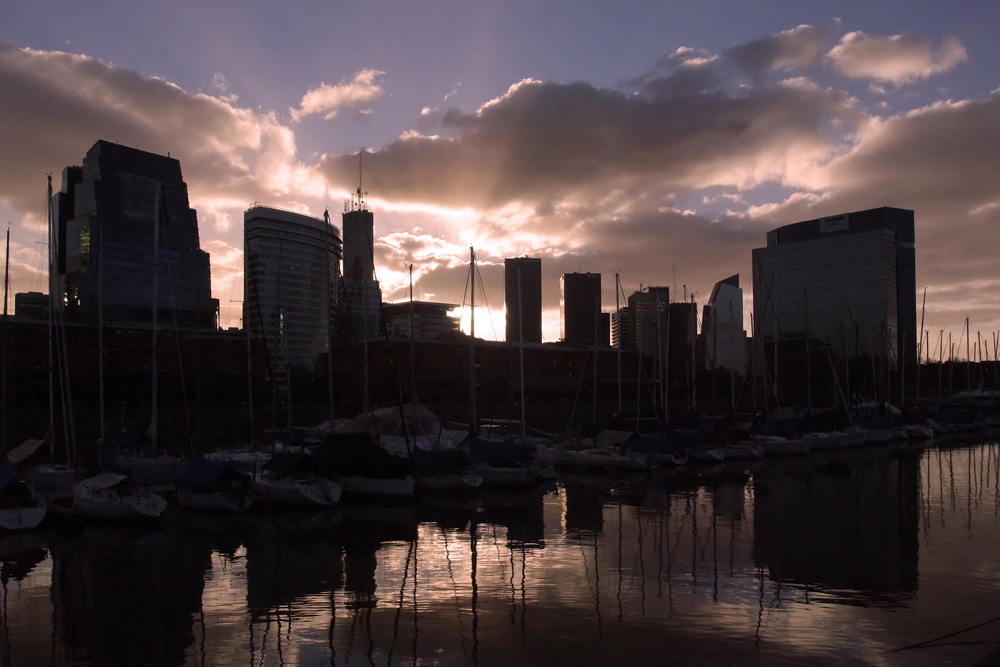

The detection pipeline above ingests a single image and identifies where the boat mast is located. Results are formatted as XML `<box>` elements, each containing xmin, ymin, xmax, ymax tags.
<box><xmin>363</xmin><ymin>288</ymin><xmax>370</xmax><ymax>415</ymax></box>
<box><xmin>469</xmin><ymin>246</ymin><xmax>476</xmax><ymax>431</ymax></box>
<box><xmin>665</xmin><ymin>297</ymin><xmax>671</xmax><ymax>424</ymax></box>
<box><xmin>46</xmin><ymin>175</ymin><xmax>55</xmax><ymax>459</ymax></box>
<box><xmin>325</xmin><ymin>209</ymin><xmax>335</xmax><ymax>424</ymax></box>
<box><xmin>1</xmin><ymin>225</ymin><xmax>9</xmax><ymax>448</ymax></box>
<box><xmin>518</xmin><ymin>266</ymin><xmax>526</xmax><ymax>439</ymax></box>
<box><xmin>408</xmin><ymin>262</ymin><xmax>417</xmax><ymax>403</ymax></box>
<box><xmin>148</xmin><ymin>183</ymin><xmax>161</xmax><ymax>452</ymax></box>
<box><xmin>615</xmin><ymin>272</ymin><xmax>622</xmax><ymax>415</ymax></box>
<box><xmin>244</xmin><ymin>227</ymin><xmax>255</xmax><ymax>445</ymax></box>
<box><xmin>691</xmin><ymin>293</ymin><xmax>697</xmax><ymax>412</ymax></box>
<box><xmin>98</xmin><ymin>202</ymin><xmax>106</xmax><ymax>452</ymax></box>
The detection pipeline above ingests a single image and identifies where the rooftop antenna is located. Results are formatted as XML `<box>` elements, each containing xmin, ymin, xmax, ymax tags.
<box><xmin>348</xmin><ymin>149</ymin><xmax>369</xmax><ymax>212</ymax></box>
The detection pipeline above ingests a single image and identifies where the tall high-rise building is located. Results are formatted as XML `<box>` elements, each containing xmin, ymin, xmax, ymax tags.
<box><xmin>244</xmin><ymin>206</ymin><xmax>342</xmax><ymax>371</ymax></box>
<box><xmin>701</xmin><ymin>275</ymin><xmax>746</xmax><ymax>372</ymax></box>
<box><xmin>341</xmin><ymin>188</ymin><xmax>382</xmax><ymax>340</ymax></box>
<box><xmin>54</xmin><ymin>140</ymin><xmax>218</xmax><ymax>327</ymax></box>
<box><xmin>504</xmin><ymin>257</ymin><xmax>542</xmax><ymax>344</ymax></box>
<box><xmin>627</xmin><ymin>287</ymin><xmax>671</xmax><ymax>356</ymax></box>
<box><xmin>612</xmin><ymin>307</ymin><xmax>631</xmax><ymax>349</ymax></box>
<box><xmin>561</xmin><ymin>272</ymin><xmax>601</xmax><ymax>347</ymax></box>
<box><xmin>752</xmin><ymin>207</ymin><xmax>916</xmax><ymax>365</ymax></box>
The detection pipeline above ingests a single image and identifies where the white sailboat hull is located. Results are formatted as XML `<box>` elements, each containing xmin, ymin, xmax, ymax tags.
<box><xmin>342</xmin><ymin>475</ymin><xmax>416</xmax><ymax>497</ymax></box>
<box><xmin>20</xmin><ymin>465</ymin><xmax>75</xmax><ymax>493</ymax></box>
<box><xmin>415</xmin><ymin>474</ymin><xmax>483</xmax><ymax>491</ymax></box>
<box><xmin>473</xmin><ymin>464</ymin><xmax>539</xmax><ymax>487</ymax></box>
<box><xmin>254</xmin><ymin>474</ymin><xmax>342</xmax><ymax>506</ymax></box>
<box><xmin>685</xmin><ymin>447</ymin><xmax>726</xmax><ymax>462</ymax></box>
<box><xmin>175</xmin><ymin>488</ymin><xmax>253</xmax><ymax>513</ymax></box>
<box><xmin>0</xmin><ymin>501</ymin><xmax>47</xmax><ymax>531</ymax></box>
<box><xmin>561</xmin><ymin>449</ymin><xmax>652</xmax><ymax>470</ymax></box>
<box><xmin>72</xmin><ymin>482</ymin><xmax>167</xmax><ymax>520</ymax></box>
<box><xmin>803</xmin><ymin>432</ymin><xmax>853</xmax><ymax>450</ymax></box>
<box><xmin>757</xmin><ymin>438</ymin><xmax>812</xmax><ymax>456</ymax></box>
<box><xmin>719</xmin><ymin>445</ymin><xmax>764</xmax><ymax>459</ymax></box>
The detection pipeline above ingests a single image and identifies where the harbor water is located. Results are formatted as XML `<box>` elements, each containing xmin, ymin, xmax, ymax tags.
<box><xmin>3</xmin><ymin>442</ymin><xmax>1000</xmax><ymax>666</ymax></box>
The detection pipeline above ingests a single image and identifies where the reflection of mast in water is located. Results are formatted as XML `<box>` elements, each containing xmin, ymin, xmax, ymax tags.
<box><xmin>441</xmin><ymin>529</ymin><xmax>469</xmax><ymax>660</ymax></box>
<box><xmin>994</xmin><ymin>445</ymin><xmax>1000</xmax><ymax>516</ymax></box>
<box><xmin>755</xmin><ymin>564</ymin><xmax>765</xmax><ymax>648</ymax></box>
<box><xmin>328</xmin><ymin>587</ymin><xmax>336</xmax><ymax>666</ymax></box>
<box><xmin>471</xmin><ymin>520</ymin><xmax>479</xmax><ymax>667</ymax></box>
<box><xmin>948</xmin><ymin>449</ymin><xmax>956</xmax><ymax>512</ymax></box>
<box><xmin>690</xmin><ymin>493</ymin><xmax>698</xmax><ymax>590</ymax></box>
<box><xmin>967</xmin><ymin>447</ymin><xmax>973</xmax><ymax>535</ymax></box>
<box><xmin>387</xmin><ymin>538</ymin><xmax>416</xmax><ymax>666</ymax></box>
<box><xmin>594</xmin><ymin>531</ymin><xmax>603</xmax><ymax>635</ymax></box>
<box><xmin>617</xmin><ymin>503</ymin><xmax>623</xmax><ymax>622</ymax></box>
<box><xmin>1</xmin><ymin>572</ymin><xmax>8</xmax><ymax>667</ymax></box>
<box><xmin>509</xmin><ymin>536</ymin><xmax>516</xmax><ymax>625</ymax></box>
<box><xmin>520</xmin><ymin>545</ymin><xmax>527</xmax><ymax>640</ymax></box>
<box><xmin>413</xmin><ymin>531</ymin><xmax>418</xmax><ymax>663</ymax></box>
<box><xmin>938</xmin><ymin>449</ymin><xmax>946</xmax><ymax>528</ymax></box>
<box><xmin>638</xmin><ymin>508</ymin><xmax>646</xmax><ymax>616</ymax></box>
<box><xmin>712</xmin><ymin>491</ymin><xmax>719</xmax><ymax>603</ymax></box>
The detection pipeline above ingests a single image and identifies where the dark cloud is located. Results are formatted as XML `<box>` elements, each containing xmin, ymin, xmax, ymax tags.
<box><xmin>724</xmin><ymin>23</ymin><xmax>839</xmax><ymax>84</ymax></box>
<box><xmin>826</xmin><ymin>32</ymin><xmax>967</xmax><ymax>85</ymax></box>
<box><xmin>753</xmin><ymin>91</ymin><xmax>1000</xmax><ymax>329</ymax></box>
<box><xmin>318</xmin><ymin>76</ymin><xmax>862</xmax><ymax>210</ymax></box>
<box><xmin>0</xmin><ymin>43</ymin><xmax>299</xmax><ymax>228</ymax></box>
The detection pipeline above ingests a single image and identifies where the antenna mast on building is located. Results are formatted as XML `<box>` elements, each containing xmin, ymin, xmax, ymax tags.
<box><xmin>347</xmin><ymin>149</ymin><xmax>368</xmax><ymax>213</ymax></box>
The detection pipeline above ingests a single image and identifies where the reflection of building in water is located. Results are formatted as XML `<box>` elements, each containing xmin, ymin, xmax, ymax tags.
<box><xmin>344</xmin><ymin>540</ymin><xmax>380</xmax><ymax>608</ymax></box>
<box><xmin>479</xmin><ymin>485</ymin><xmax>548</xmax><ymax>546</ymax></box>
<box><xmin>752</xmin><ymin>452</ymin><xmax>919</xmax><ymax>602</ymax></box>
<box><xmin>713</xmin><ymin>483</ymin><xmax>746</xmax><ymax>521</ymax></box>
<box><xmin>564</xmin><ymin>483</ymin><xmax>605</xmax><ymax>535</ymax></box>
<box><xmin>243</xmin><ymin>519</ymin><xmax>343</xmax><ymax>613</ymax></box>
<box><xmin>49</xmin><ymin>525</ymin><xmax>212</xmax><ymax>665</ymax></box>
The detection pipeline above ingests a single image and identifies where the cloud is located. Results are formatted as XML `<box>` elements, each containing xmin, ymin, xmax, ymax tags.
<box><xmin>317</xmin><ymin>75</ymin><xmax>863</xmax><ymax>211</ymax></box>
<box><xmin>0</xmin><ymin>43</ymin><xmax>315</xmax><ymax>227</ymax></box>
<box><xmin>291</xmin><ymin>69</ymin><xmax>384</xmax><ymax>121</ymax></box>
<box><xmin>2</xmin><ymin>26</ymin><xmax>994</xmax><ymax>341</ymax></box>
<box><xmin>750</xmin><ymin>91</ymin><xmax>1000</xmax><ymax>331</ymax></box>
<box><xmin>826</xmin><ymin>32</ymin><xmax>967</xmax><ymax>85</ymax></box>
<box><xmin>725</xmin><ymin>23</ymin><xmax>838</xmax><ymax>83</ymax></box>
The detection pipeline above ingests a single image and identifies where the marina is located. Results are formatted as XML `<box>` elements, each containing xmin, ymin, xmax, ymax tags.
<box><xmin>2</xmin><ymin>439</ymin><xmax>1000</xmax><ymax>665</ymax></box>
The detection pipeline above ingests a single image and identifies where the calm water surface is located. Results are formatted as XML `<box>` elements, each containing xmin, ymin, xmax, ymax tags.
<box><xmin>3</xmin><ymin>443</ymin><xmax>1000</xmax><ymax>666</ymax></box>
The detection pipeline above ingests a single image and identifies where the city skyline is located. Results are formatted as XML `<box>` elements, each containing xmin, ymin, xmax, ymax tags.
<box><xmin>2</xmin><ymin>3</ymin><xmax>999</xmax><ymax>344</ymax></box>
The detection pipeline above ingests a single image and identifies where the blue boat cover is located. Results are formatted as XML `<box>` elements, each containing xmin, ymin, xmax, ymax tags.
<box><xmin>312</xmin><ymin>434</ymin><xmax>414</xmax><ymax>478</ymax></box>
<box><xmin>625</xmin><ymin>435</ymin><xmax>673</xmax><ymax>454</ymax></box>
<box><xmin>468</xmin><ymin>439</ymin><xmax>535</xmax><ymax>465</ymax></box>
<box><xmin>0</xmin><ymin>458</ymin><xmax>15</xmax><ymax>492</ymax></box>
<box><xmin>412</xmin><ymin>448</ymin><xmax>469</xmax><ymax>475</ymax></box>
<box><xmin>172</xmin><ymin>456</ymin><xmax>229</xmax><ymax>486</ymax></box>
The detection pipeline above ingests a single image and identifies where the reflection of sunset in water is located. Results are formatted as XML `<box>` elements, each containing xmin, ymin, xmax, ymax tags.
<box><xmin>4</xmin><ymin>445</ymin><xmax>1000</xmax><ymax>665</ymax></box>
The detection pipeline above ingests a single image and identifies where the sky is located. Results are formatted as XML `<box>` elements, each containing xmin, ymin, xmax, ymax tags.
<box><xmin>2</xmin><ymin>1</ymin><xmax>999</xmax><ymax>352</ymax></box>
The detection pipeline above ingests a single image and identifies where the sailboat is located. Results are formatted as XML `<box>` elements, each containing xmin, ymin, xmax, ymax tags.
<box><xmin>464</xmin><ymin>248</ymin><xmax>540</xmax><ymax>486</ymax></box>
<box><xmin>172</xmin><ymin>456</ymin><xmax>254</xmax><ymax>512</ymax></box>
<box><xmin>254</xmin><ymin>451</ymin><xmax>343</xmax><ymax>506</ymax></box>
<box><xmin>117</xmin><ymin>182</ymin><xmax>188</xmax><ymax>484</ymax></box>
<box><xmin>0</xmin><ymin>459</ymin><xmax>46</xmax><ymax>531</ymax></box>
<box><xmin>72</xmin><ymin>472</ymin><xmax>167</xmax><ymax>520</ymax></box>
<box><xmin>72</xmin><ymin>182</ymin><xmax>167</xmax><ymax>520</ymax></box>
<box><xmin>14</xmin><ymin>179</ymin><xmax>75</xmax><ymax>493</ymax></box>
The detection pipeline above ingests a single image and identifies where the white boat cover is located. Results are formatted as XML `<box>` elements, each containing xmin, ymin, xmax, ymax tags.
<box><xmin>6</xmin><ymin>437</ymin><xmax>45</xmax><ymax>466</ymax></box>
<box><xmin>593</xmin><ymin>430</ymin><xmax>637</xmax><ymax>447</ymax></box>
<box><xmin>81</xmin><ymin>472</ymin><xmax>128</xmax><ymax>489</ymax></box>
